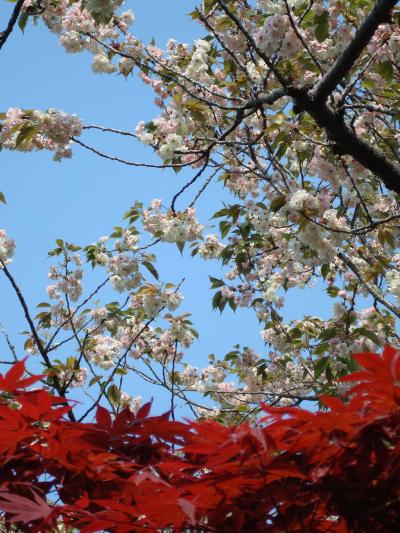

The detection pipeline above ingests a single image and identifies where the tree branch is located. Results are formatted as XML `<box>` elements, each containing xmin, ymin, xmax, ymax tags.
<box><xmin>0</xmin><ymin>261</ymin><xmax>75</xmax><ymax>420</ymax></box>
<box><xmin>72</xmin><ymin>137</ymin><xmax>199</xmax><ymax>169</ymax></box>
<box><xmin>338</xmin><ymin>252</ymin><xmax>400</xmax><ymax>319</ymax></box>
<box><xmin>290</xmin><ymin>86</ymin><xmax>400</xmax><ymax>194</ymax></box>
<box><xmin>312</xmin><ymin>0</ymin><xmax>397</xmax><ymax>103</ymax></box>
<box><xmin>242</xmin><ymin>88</ymin><xmax>286</xmax><ymax>110</ymax></box>
<box><xmin>0</xmin><ymin>0</ymin><xmax>25</xmax><ymax>51</ymax></box>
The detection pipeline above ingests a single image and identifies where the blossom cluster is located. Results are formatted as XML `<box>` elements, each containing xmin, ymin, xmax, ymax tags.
<box><xmin>0</xmin><ymin>230</ymin><xmax>15</xmax><ymax>265</ymax></box>
<box><xmin>47</xmin><ymin>256</ymin><xmax>83</xmax><ymax>302</ymax></box>
<box><xmin>0</xmin><ymin>108</ymin><xmax>82</xmax><ymax>160</ymax></box>
<box><xmin>107</xmin><ymin>253</ymin><xmax>142</xmax><ymax>292</ymax></box>
<box><xmin>198</xmin><ymin>234</ymin><xmax>225</xmax><ymax>259</ymax></box>
<box><xmin>28</xmin><ymin>0</ymin><xmax>137</xmax><ymax>74</ymax></box>
<box><xmin>59</xmin><ymin>365</ymin><xmax>88</xmax><ymax>388</ymax></box>
<box><xmin>142</xmin><ymin>203</ymin><xmax>203</xmax><ymax>244</ymax></box>
<box><xmin>131</xmin><ymin>286</ymin><xmax>183</xmax><ymax>318</ymax></box>
<box><xmin>90</xmin><ymin>335</ymin><xmax>122</xmax><ymax>370</ymax></box>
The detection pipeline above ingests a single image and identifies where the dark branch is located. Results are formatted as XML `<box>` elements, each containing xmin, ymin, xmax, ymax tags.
<box><xmin>290</xmin><ymin>87</ymin><xmax>400</xmax><ymax>194</ymax></box>
<box><xmin>0</xmin><ymin>0</ymin><xmax>25</xmax><ymax>51</ymax></box>
<box><xmin>0</xmin><ymin>261</ymin><xmax>75</xmax><ymax>420</ymax></box>
<box><xmin>312</xmin><ymin>0</ymin><xmax>397</xmax><ymax>103</ymax></box>
<box><xmin>242</xmin><ymin>88</ymin><xmax>286</xmax><ymax>110</ymax></box>
<box><xmin>338</xmin><ymin>252</ymin><xmax>400</xmax><ymax>319</ymax></box>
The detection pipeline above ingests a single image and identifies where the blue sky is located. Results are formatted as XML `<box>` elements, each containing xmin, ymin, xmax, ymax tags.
<box><xmin>0</xmin><ymin>1</ymin><xmax>332</xmax><ymax>416</ymax></box>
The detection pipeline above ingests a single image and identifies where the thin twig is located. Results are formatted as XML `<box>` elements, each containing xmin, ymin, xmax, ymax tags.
<box><xmin>0</xmin><ymin>321</ymin><xmax>17</xmax><ymax>361</ymax></box>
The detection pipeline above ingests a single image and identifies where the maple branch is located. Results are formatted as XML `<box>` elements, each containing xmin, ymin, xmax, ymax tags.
<box><xmin>312</xmin><ymin>0</ymin><xmax>397</xmax><ymax>103</ymax></box>
<box><xmin>0</xmin><ymin>0</ymin><xmax>24</xmax><ymax>51</ymax></box>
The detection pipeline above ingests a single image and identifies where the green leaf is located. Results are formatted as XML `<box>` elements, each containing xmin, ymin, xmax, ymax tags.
<box><xmin>188</xmin><ymin>327</ymin><xmax>199</xmax><ymax>339</ymax></box>
<box><xmin>67</xmin><ymin>243</ymin><xmax>81</xmax><ymax>252</ymax></box>
<box><xmin>321</xmin><ymin>264</ymin><xmax>330</xmax><ymax>280</ymax></box>
<box><xmin>354</xmin><ymin>327</ymin><xmax>382</xmax><ymax>346</ymax></box>
<box><xmin>89</xmin><ymin>376</ymin><xmax>103</xmax><ymax>387</ymax></box>
<box><xmin>228</xmin><ymin>298</ymin><xmax>237</xmax><ymax>312</ymax></box>
<box><xmin>326</xmin><ymin>286</ymin><xmax>339</xmax><ymax>297</ymax></box>
<box><xmin>48</xmin><ymin>247</ymin><xmax>62</xmax><ymax>257</ymax></box>
<box><xmin>318</xmin><ymin>327</ymin><xmax>337</xmax><ymax>341</ymax></box>
<box><xmin>15</xmin><ymin>125</ymin><xmax>36</xmax><ymax>147</ymax></box>
<box><xmin>314</xmin><ymin>342</ymin><xmax>330</xmax><ymax>356</ymax></box>
<box><xmin>211</xmin><ymin>207</ymin><xmax>229</xmax><ymax>219</ymax></box>
<box><xmin>18</xmin><ymin>11</ymin><xmax>29</xmax><ymax>32</ymax></box>
<box><xmin>218</xmin><ymin>295</ymin><xmax>228</xmax><ymax>312</ymax></box>
<box><xmin>112</xmin><ymin>226</ymin><xmax>125</xmax><ymax>238</ymax></box>
<box><xmin>189</xmin><ymin>9</ymin><xmax>200</xmax><ymax>20</ymax></box>
<box><xmin>107</xmin><ymin>384</ymin><xmax>121</xmax><ymax>405</ymax></box>
<box><xmin>219</xmin><ymin>220</ymin><xmax>232</xmax><ymax>239</ymax></box>
<box><xmin>224</xmin><ymin>350</ymin><xmax>238</xmax><ymax>361</ymax></box>
<box><xmin>142</xmin><ymin>261</ymin><xmax>159</xmax><ymax>280</ymax></box>
<box><xmin>290</xmin><ymin>327</ymin><xmax>302</xmax><ymax>340</ymax></box>
<box><xmin>376</xmin><ymin>60</ymin><xmax>394</xmax><ymax>81</ymax></box>
<box><xmin>314</xmin><ymin>12</ymin><xmax>329</xmax><ymax>42</ymax></box>
<box><xmin>270</xmin><ymin>195</ymin><xmax>286</xmax><ymax>213</ymax></box>
<box><xmin>216</xmin><ymin>16</ymin><xmax>233</xmax><ymax>31</ymax></box>
<box><xmin>0</xmin><ymin>192</ymin><xmax>6</xmax><ymax>204</ymax></box>
<box><xmin>209</xmin><ymin>276</ymin><xmax>224</xmax><ymax>288</ymax></box>
<box><xmin>204</xmin><ymin>0</ymin><xmax>217</xmax><ymax>13</ymax></box>
<box><xmin>362</xmin><ymin>78</ymin><xmax>376</xmax><ymax>89</ymax></box>
<box><xmin>212</xmin><ymin>290</ymin><xmax>222</xmax><ymax>310</ymax></box>
<box><xmin>314</xmin><ymin>357</ymin><xmax>329</xmax><ymax>379</ymax></box>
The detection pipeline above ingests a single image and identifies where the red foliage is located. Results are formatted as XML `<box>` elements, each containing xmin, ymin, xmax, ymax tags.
<box><xmin>1</xmin><ymin>347</ymin><xmax>400</xmax><ymax>531</ymax></box>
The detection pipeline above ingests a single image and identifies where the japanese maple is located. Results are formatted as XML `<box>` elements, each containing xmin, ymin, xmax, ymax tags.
<box><xmin>0</xmin><ymin>346</ymin><xmax>398</xmax><ymax>531</ymax></box>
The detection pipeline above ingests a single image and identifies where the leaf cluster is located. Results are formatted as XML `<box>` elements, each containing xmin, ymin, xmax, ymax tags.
<box><xmin>0</xmin><ymin>348</ymin><xmax>400</xmax><ymax>531</ymax></box>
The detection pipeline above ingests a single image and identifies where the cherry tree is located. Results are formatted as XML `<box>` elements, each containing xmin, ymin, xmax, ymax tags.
<box><xmin>0</xmin><ymin>0</ymin><xmax>400</xmax><ymax>423</ymax></box>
